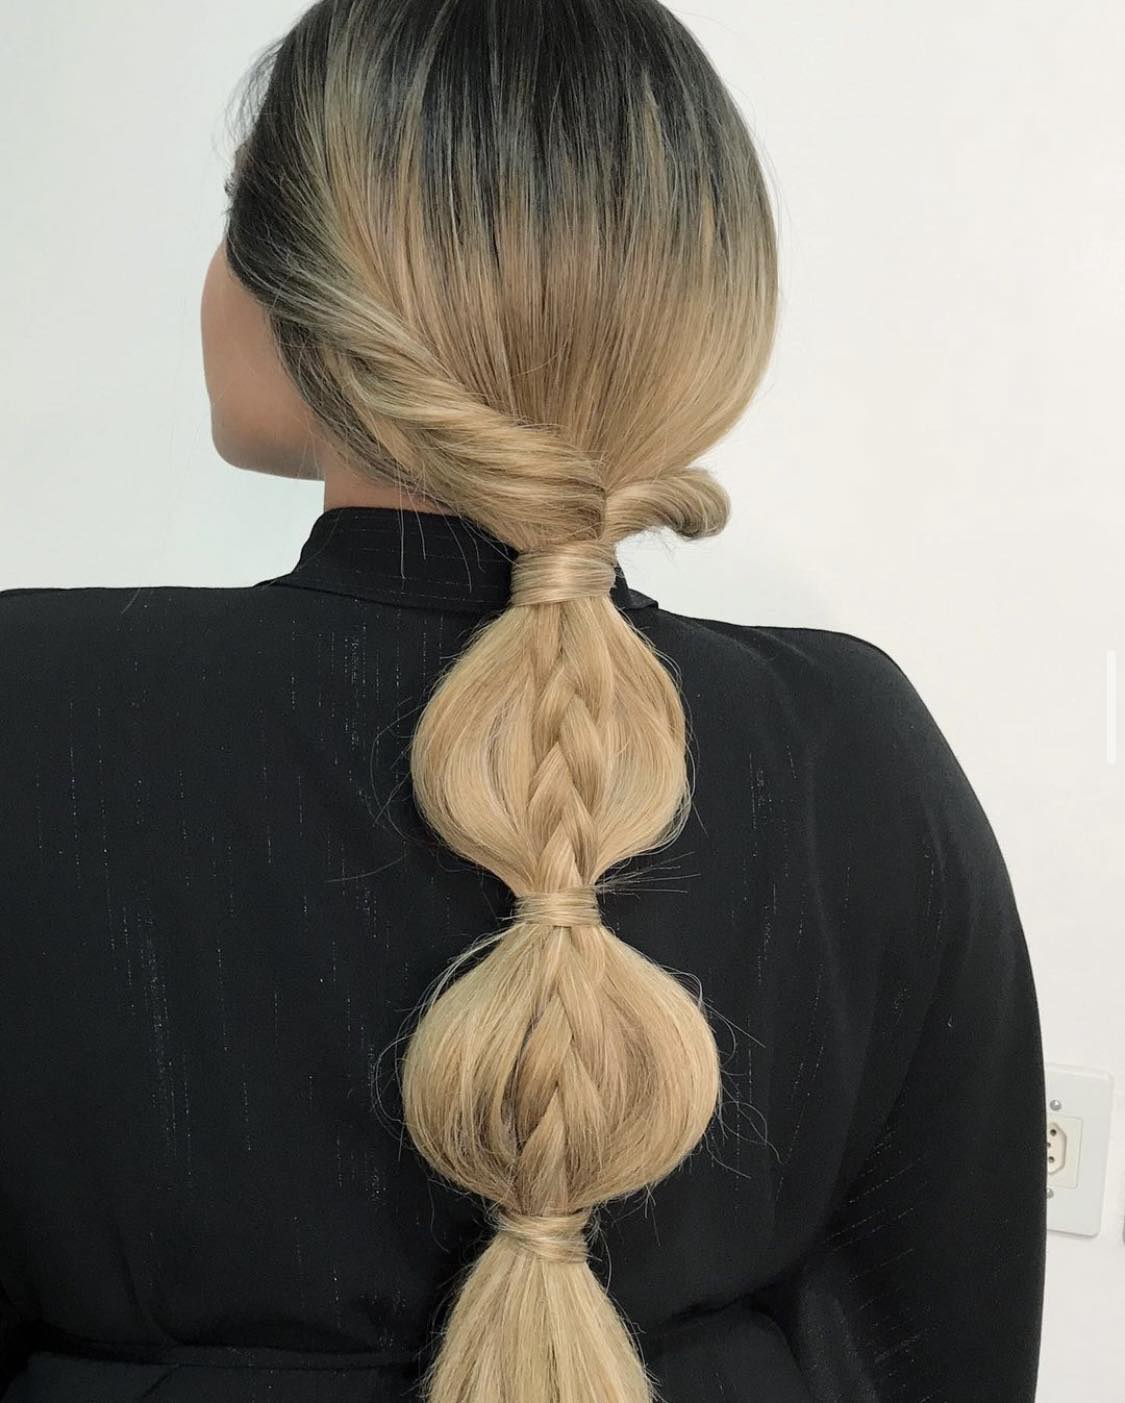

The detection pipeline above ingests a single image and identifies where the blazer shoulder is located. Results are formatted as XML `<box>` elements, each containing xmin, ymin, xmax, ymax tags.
<box><xmin>0</xmin><ymin>584</ymin><xmax>263</xmax><ymax>684</ymax></box>
<box><xmin>0</xmin><ymin>585</ymin><xmax>73</xmax><ymax>605</ymax></box>
<box><xmin>653</xmin><ymin>609</ymin><xmax>915</xmax><ymax>702</ymax></box>
<box><xmin>661</xmin><ymin>613</ymin><xmax>992</xmax><ymax>836</ymax></box>
<box><xmin>0</xmin><ymin>584</ymin><xmax>103</xmax><ymax>632</ymax></box>
<box><xmin>0</xmin><ymin>582</ymin><xmax>254</xmax><ymax>620</ymax></box>
<box><xmin>694</xmin><ymin>616</ymin><xmax>909</xmax><ymax>676</ymax></box>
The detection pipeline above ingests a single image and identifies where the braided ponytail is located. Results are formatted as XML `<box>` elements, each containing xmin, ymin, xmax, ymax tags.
<box><xmin>402</xmin><ymin>469</ymin><xmax>728</xmax><ymax>1403</ymax></box>
<box><xmin>220</xmin><ymin>2</ymin><xmax>778</xmax><ymax>1398</ymax></box>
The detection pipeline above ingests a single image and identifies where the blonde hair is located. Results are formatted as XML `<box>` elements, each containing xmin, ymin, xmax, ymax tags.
<box><xmin>223</xmin><ymin>1</ymin><xmax>778</xmax><ymax>1399</ymax></box>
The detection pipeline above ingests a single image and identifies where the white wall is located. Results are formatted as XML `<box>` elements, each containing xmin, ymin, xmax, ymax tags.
<box><xmin>1</xmin><ymin>2</ymin><xmax>1122</xmax><ymax>1396</ymax></box>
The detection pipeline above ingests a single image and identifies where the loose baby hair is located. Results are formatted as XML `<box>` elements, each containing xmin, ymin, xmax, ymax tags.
<box><xmin>221</xmin><ymin>2</ymin><xmax>778</xmax><ymax>1400</ymax></box>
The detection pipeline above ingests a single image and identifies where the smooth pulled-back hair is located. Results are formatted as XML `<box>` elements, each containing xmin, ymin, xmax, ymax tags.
<box><xmin>223</xmin><ymin>1</ymin><xmax>778</xmax><ymax>1399</ymax></box>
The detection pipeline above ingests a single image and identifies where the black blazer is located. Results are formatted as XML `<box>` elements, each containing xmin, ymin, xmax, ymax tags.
<box><xmin>0</xmin><ymin>506</ymin><xmax>1046</xmax><ymax>1402</ymax></box>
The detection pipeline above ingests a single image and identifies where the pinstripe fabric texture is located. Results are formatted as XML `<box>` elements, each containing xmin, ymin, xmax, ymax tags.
<box><xmin>0</xmin><ymin>506</ymin><xmax>1046</xmax><ymax>1401</ymax></box>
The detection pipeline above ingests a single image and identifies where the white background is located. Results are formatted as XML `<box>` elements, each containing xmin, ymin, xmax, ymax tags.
<box><xmin>1</xmin><ymin>2</ymin><xmax>1122</xmax><ymax>1396</ymax></box>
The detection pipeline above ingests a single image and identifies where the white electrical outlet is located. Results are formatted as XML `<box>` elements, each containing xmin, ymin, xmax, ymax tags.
<box><xmin>1044</xmin><ymin>1064</ymin><xmax>1113</xmax><ymax>1237</ymax></box>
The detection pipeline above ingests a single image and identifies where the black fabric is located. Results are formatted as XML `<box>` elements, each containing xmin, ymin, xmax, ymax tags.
<box><xmin>0</xmin><ymin>505</ymin><xmax>1046</xmax><ymax>1401</ymax></box>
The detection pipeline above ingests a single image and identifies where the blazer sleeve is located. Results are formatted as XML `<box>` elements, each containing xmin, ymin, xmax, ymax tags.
<box><xmin>755</xmin><ymin>641</ymin><xmax>1048</xmax><ymax>1402</ymax></box>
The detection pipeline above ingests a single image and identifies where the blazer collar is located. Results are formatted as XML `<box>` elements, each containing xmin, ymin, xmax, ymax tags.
<box><xmin>253</xmin><ymin>506</ymin><xmax>658</xmax><ymax>615</ymax></box>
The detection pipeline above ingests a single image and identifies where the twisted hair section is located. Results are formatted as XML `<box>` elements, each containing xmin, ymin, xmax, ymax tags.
<box><xmin>221</xmin><ymin>2</ymin><xmax>778</xmax><ymax>1399</ymax></box>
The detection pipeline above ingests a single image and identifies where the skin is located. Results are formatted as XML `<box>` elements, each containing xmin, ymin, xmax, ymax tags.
<box><xmin>199</xmin><ymin>240</ymin><xmax>450</xmax><ymax>515</ymax></box>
